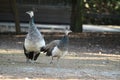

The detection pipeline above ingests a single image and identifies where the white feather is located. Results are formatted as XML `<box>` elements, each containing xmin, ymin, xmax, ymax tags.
<box><xmin>24</xmin><ymin>38</ymin><xmax>45</xmax><ymax>52</ymax></box>
<box><xmin>52</xmin><ymin>46</ymin><xmax>68</xmax><ymax>58</ymax></box>
<box><xmin>52</xmin><ymin>46</ymin><xmax>61</xmax><ymax>57</ymax></box>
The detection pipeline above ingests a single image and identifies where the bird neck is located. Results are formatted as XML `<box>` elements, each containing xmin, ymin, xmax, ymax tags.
<box><xmin>30</xmin><ymin>16</ymin><xmax>34</xmax><ymax>25</ymax></box>
<box><xmin>60</xmin><ymin>35</ymin><xmax>69</xmax><ymax>46</ymax></box>
<box><xmin>28</xmin><ymin>16</ymin><xmax>38</xmax><ymax>33</ymax></box>
<box><xmin>62</xmin><ymin>35</ymin><xmax>68</xmax><ymax>41</ymax></box>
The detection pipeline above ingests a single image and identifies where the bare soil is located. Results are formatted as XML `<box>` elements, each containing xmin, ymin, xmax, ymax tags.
<box><xmin>0</xmin><ymin>33</ymin><xmax>120</xmax><ymax>80</ymax></box>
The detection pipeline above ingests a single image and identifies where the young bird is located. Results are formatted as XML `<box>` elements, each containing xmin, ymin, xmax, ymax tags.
<box><xmin>41</xmin><ymin>27</ymin><xmax>71</xmax><ymax>64</ymax></box>
<box><xmin>23</xmin><ymin>11</ymin><xmax>45</xmax><ymax>63</ymax></box>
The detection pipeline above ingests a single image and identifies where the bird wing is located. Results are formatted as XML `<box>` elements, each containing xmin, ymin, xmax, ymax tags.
<box><xmin>41</xmin><ymin>40</ymin><xmax>60</xmax><ymax>52</ymax></box>
<box><xmin>45</xmin><ymin>40</ymin><xmax>60</xmax><ymax>50</ymax></box>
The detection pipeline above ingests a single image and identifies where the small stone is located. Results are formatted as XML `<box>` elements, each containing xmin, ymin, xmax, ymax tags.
<box><xmin>25</xmin><ymin>77</ymin><xmax>30</xmax><ymax>80</ymax></box>
<box><xmin>11</xmin><ymin>62</ymin><xmax>15</xmax><ymax>64</ymax></box>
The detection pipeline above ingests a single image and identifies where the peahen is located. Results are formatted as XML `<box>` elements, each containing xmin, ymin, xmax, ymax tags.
<box><xmin>23</xmin><ymin>11</ymin><xmax>45</xmax><ymax>63</ymax></box>
<box><xmin>41</xmin><ymin>27</ymin><xmax>71</xmax><ymax>64</ymax></box>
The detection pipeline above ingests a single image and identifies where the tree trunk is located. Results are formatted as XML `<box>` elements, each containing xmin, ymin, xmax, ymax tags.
<box><xmin>11</xmin><ymin>0</ymin><xmax>21</xmax><ymax>34</ymax></box>
<box><xmin>70</xmin><ymin>0</ymin><xmax>83</xmax><ymax>32</ymax></box>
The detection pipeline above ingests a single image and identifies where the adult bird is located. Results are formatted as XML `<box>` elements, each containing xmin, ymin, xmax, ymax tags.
<box><xmin>41</xmin><ymin>27</ymin><xmax>71</xmax><ymax>64</ymax></box>
<box><xmin>23</xmin><ymin>11</ymin><xmax>45</xmax><ymax>63</ymax></box>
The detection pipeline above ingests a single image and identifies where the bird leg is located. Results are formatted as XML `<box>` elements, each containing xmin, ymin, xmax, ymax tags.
<box><xmin>26</xmin><ymin>58</ymin><xmax>31</xmax><ymax>63</ymax></box>
<box><xmin>34</xmin><ymin>53</ymin><xmax>40</xmax><ymax>61</ymax></box>
<box><xmin>50</xmin><ymin>57</ymin><xmax>54</xmax><ymax>64</ymax></box>
<box><xmin>25</xmin><ymin>53</ymin><xmax>32</xmax><ymax>63</ymax></box>
<box><xmin>56</xmin><ymin>56</ymin><xmax>60</xmax><ymax>67</ymax></box>
<box><xmin>23</xmin><ymin>45</ymin><xmax>31</xmax><ymax>63</ymax></box>
<box><xmin>31</xmin><ymin>53</ymin><xmax>36</xmax><ymax>63</ymax></box>
<box><xmin>57</xmin><ymin>57</ymin><xmax>60</xmax><ymax>63</ymax></box>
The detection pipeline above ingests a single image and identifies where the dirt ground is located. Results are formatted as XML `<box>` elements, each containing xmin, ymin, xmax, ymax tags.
<box><xmin>0</xmin><ymin>33</ymin><xmax>120</xmax><ymax>80</ymax></box>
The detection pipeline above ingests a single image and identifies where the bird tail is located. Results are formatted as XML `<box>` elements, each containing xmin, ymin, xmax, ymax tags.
<box><xmin>40</xmin><ymin>46</ymin><xmax>52</xmax><ymax>56</ymax></box>
<box><xmin>40</xmin><ymin>46</ymin><xmax>46</xmax><ymax>52</ymax></box>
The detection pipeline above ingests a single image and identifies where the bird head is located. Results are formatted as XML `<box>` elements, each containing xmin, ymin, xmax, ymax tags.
<box><xmin>26</xmin><ymin>11</ymin><xmax>34</xmax><ymax>18</ymax></box>
<box><xmin>64</xmin><ymin>26</ymin><xmax>72</xmax><ymax>35</ymax></box>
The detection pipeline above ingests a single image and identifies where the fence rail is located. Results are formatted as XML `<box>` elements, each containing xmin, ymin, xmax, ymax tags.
<box><xmin>17</xmin><ymin>0</ymin><xmax>71</xmax><ymax>6</ymax></box>
<box><xmin>0</xmin><ymin>22</ymin><xmax>70</xmax><ymax>33</ymax></box>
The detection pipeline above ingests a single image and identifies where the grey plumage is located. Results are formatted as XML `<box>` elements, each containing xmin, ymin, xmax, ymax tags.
<box><xmin>24</xmin><ymin>11</ymin><xmax>45</xmax><ymax>63</ymax></box>
<box><xmin>41</xmin><ymin>28</ymin><xmax>71</xmax><ymax>64</ymax></box>
<box><xmin>41</xmin><ymin>40</ymin><xmax>60</xmax><ymax>56</ymax></box>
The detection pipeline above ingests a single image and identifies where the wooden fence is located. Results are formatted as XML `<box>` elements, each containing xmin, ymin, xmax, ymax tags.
<box><xmin>0</xmin><ymin>0</ymin><xmax>71</xmax><ymax>24</ymax></box>
<box><xmin>17</xmin><ymin>0</ymin><xmax>71</xmax><ymax>6</ymax></box>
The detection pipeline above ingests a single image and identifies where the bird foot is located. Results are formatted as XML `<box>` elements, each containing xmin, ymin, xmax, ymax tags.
<box><xmin>26</xmin><ymin>59</ymin><xmax>36</xmax><ymax>64</ymax></box>
<box><xmin>31</xmin><ymin>60</ymin><xmax>36</xmax><ymax>64</ymax></box>
<box><xmin>50</xmin><ymin>61</ymin><xmax>53</xmax><ymax>64</ymax></box>
<box><xmin>26</xmin><ymin>59</ymin><xmax>31</xmax><ymax>63</ymax></box>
